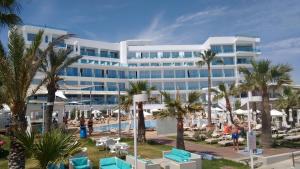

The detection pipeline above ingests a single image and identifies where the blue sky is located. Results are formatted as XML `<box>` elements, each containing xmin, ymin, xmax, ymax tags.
<box><xmin>1</xmin><ymin>0</ymin><xmax>300</xmax><ymax>83</ymax></box>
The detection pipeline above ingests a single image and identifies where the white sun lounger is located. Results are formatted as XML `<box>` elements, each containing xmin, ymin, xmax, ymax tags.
<box><xmin>284</xmin><ymin>135</ymin><xmax>300</xmax><ymax>141</ymax></box>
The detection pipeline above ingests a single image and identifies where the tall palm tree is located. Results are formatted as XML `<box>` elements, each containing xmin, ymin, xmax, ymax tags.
<box><xmin>196</xmin><ymin>50</ymin><xmax>219</xmax><ymax>127</ymax></box>
<box><xmin>239</xmin><ymin>59</ymin><xmax>292</xmax><ymax>148</ymax></box>
<box><xmin>211</xmin><ymin>83</ymin><xmax>238</xmax><ymax>125</ymax></box>
<box><xmin>39</xmin><ymin>35</ymin><xmax>82</xmax><ymax>132</ymax></box>
<box><xmin>0</xmin><ymin>28</ymin><xmax>43</xmax><ymax>169</ymax></box>
<box><xmin>16</xmin><ymin>129</ymin><xmax>81</xmax><ymax>169</ymax></box>
<box><xmin>275</xmin><ymin>86</ymin><xmax>300</xmax><ymax>126</ymax></box>
<box><xmin>156</xmin><ymin>91</ymin><xmax>202</xmax><ymax>149</ymax></box>
<box><xmin>0</xmin><ymin>0</ymin><xmax>22</xmax><ymax>29</ymax></box>
<box><xmin>120</xmin><ymin>81</ymin><xmax>155</xmax><ymax>143</ymax></box>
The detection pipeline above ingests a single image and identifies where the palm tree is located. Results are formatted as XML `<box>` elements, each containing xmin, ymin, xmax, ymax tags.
<box><xmin>16</xmin><ymin>129</ymin><xmax>81</xmax><ymax>169</ymax></box>
<box><xmin>275</xmin><ymin>86</ymin><xmax>300</xmax><ymax>126</ymax></box>
<box><xmin>0</xmin><ymin>28</ymin><xmax>43</xmax><ymax>169</ymax></box>
<box><xmin>38</xmin><ymin>35</ymin><xmax>82</xmax><ymax>132</ymax></box>
<box><xmin>156</xmin><ymin>91</ymin><xmax>202</xmax><ymax>149</ymax></box>
<box><xmin>120</xmin><ymin>81</ymin><xmax>155</xmax><ymax>143</ymax></box>
<box><xmin>0</xmin><ymin>0</ymin><xmax>22</xmax><ymax>29</ymax></box>
<box><xmin>211</xmin><ymin>83</ymin><xmax>238</xmax><ymax>125</ymax></box>
<box><xmin>239</xmin><ymin>59</ymin><xmax>292</xmax><ymax>148</ymax></box>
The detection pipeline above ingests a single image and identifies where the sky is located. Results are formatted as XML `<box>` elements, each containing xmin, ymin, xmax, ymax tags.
<box><xmin>1</xmin><ymin>0</ymin><xmax>300</xmax><ymax>83</ymax></box>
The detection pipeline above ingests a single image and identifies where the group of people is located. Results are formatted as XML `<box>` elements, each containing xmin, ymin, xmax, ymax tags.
<box><xmin>223</xmin><ymin>122</ymin><xmax>248</xmax><ymax>151</ymax></box>
<box><xmin>80</xmin><ymin>116</ymin><xmax>94</xmax><ymax>136</ymax></box>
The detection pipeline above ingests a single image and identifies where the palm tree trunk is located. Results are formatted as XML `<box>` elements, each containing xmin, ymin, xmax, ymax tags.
<box><xmin>261</xmin><ymin>87</ymin><xmax>272</xmax><ymax>148</ymax></box>
<box><xmin>225</xmin><ymin>96</ymin><xmax>234</xmax><ymax>124</ymax></box>
<box><xmin>207</xmin><ymin>64</ymin><xmax>212</xmax><ymax>126</ymax></box>
<box><xmin>285</xmin><ymin>108</ymin><xmax>290</xmax><ymax>125</ymax></box>
<box><xmin>176</xmin><ymin>117</ymin><xmax>185</xmax><ymax>150</ymax></box>
<box><xmin>45</xmin><ymin>84</ymin><xmax>56</xmax><ymax>132</ymax></box>
<box><xmin>137</xmin><ymin>102</ymin><xmax>146</xmax><ymax>143</ymax></box>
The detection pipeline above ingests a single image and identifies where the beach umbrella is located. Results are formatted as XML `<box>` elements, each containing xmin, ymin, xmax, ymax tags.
<box><xmin>289</xmin><ymin>109</ymin><xmax>293</xmax><ymax>122</ymax></box>
<box><xmin>270</xmin><ymin>109</ymin><xmax>284</xmax><ymax>116</ymax></box>
<box><xmin>234</xmin><ymin>109</ymin><xmax>248</xmax><ymax>115</ymax></box>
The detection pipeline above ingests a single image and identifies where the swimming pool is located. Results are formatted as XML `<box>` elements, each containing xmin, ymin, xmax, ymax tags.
<box><xmin>94</xmin><ymin>120</ymin><xmax>157</xmax><ymax>132</ymax></box>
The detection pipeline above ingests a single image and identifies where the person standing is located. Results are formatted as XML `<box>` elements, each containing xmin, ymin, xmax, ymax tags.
<box><xmin>232</xmin><ymin>126</ymin><xmax>239</xmax><ymax>151</ymax></box>
<box><xmin>88</xmin><ymin>117</ymin><xmax>93</xmax><ymax>136</ymax></box>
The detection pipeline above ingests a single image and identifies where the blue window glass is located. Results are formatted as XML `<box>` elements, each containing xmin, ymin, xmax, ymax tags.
<box><xmin>140</xmin><ymin>63</ymin><xmax>149</xmax><ymax>66</ymax></box>
<box><xmin>80</xmin><ymin>81</ymin><xmax>92</xmax><ymax>85</ymax></box>
<box><xmin>107</xmin><ymin>82</ymin><xmax>117</xmax><ymax>91</ymax></box>
<box><xmin>199</xmin><ymin>70</ymin><xmax>208</xmax><ymax>77</ymax></box>
<box><xmin>151</xmin><ymin>63</ymin><xmax>160</xmax><ymax>66</ymax></box>
<box><xmin>236</xmin><ymin>45</ymin><xmax>253</xmax><ymax>52</ymax></box>
<box><xmin>140</xmin><ymin>71</ymin><xmax>150</xmax><ymax>79</ymax></box>
<box><xmin>66</xmin><ymin>67</ymin><xmax>78</xmax><ymax>76</ymax></box>
<box><xmin>163</xmin><ymin>63</ymin><xmax>172</xmax><ymax>66</ymax></box>
<box><xmin>224</xmin><ymin>69</ymin><xmax>235</xmax><ymax>77</ymax></box>
<box><xmin>100</xmin><ymin>50</ymin><xmax>109</xmax><ymax>57</ymax></box>
<box><xmin>107</xmin><ymin>95</ymin><xmax>117</xmax><ymax>104</ymax></box>
<box><xmin>107</xmin><ymin>70</ymin><xmax>117</xmax><ymax>78</ymax></box>
<box><xmin>187</xmin><ymin>70</ymin><xmax>199</xmax><ymax>78</ymax></box>
<box><xmin>45</xmin><ymin>35</ymin><xmax>48</xmax><ymax>43</ymax></box>
<box><xmin>223</xmin><ymin>57</ymin><xmax>234</xmax><ymax>65</ymax></box>
<box><xmin>184</xmin><ymin>52</ymin><xmax>192</xmax><ymax>58</ymax></box>
<box><xmin>141</xmin><ymin>52</ymin><xmax>149</xmax><ymax>59</ymax></box>
<box><xmin>172</xmin><ymin>52</ymin><xmax>179</xmax><ymax>58</ymax></box>
<box><xmin>162</xmin><ymin>52</ymin><xmax>171</xmax><ymax>58</ymax></box>
<box><xmin>80</xmin><ymin>68</ymin><xmax>93</xmax><ymax>77</ymax></box>
<box><xmin>188</xmin><ymin>82</ymin><xmax>199</xmax><ymax>90</ymax></box>
<box><xmin>212</xmin><ymin>58</ymin><xmax>223</xmax><ymax>65</ymax></box>
<box><xmin>80</xmin><ymin>59</ymin><xmax>87</xmax><ymax>64</ymax></box>
<box><xmin>175</xmin><ymin>70</ymin><xmax>185</xmax><ymax>78</ymax></box>
<box><xmin>94</xmin><ymin>69</ymin><xmax>104</xmax><ymax>78</ymax></box>
<box><xmin>151</xmin><ymin>70</ymin><xmax>161</xmax><ymax>78</ymax></box>
<box><xmin>150</xmin><ymin>52</ymin><xmax>158</xmax><ymax>58</ymax></box>
<box><xmin>212</xmin><ymin>69</ymin><xmax>223</xmax><ymax>77</ymax></box>
<box><xmin>151</xmin><ymin>82</ymin><xmax>162</xmax><ymax>90</ymax></box>
<box><xmin>223</xmin><ymin>45</ymin><xmax>234</xmax><ymax>53</ymax></box>
<box><xmin>200</xmin><ymin>81</ymin><xmax>208</xmax><ymax>89</ymax></box>
<box><xmin>93</xmin><ymin>95</ymin><xmax>105</xmax><ymax>104</ymax></box>
<box><xmin>128</xmin><ymin>52</ymin><xmax>136</xmax><ymax>59</ymax></box>
<box><xmin>118</xmin><ymin>71</ymin><xmax>126</xmax><ymax>79</ymax></box>
<box><xmin>86</xmin><ymin>49</ymin><xmax>96</xmax><ymax>56</ymax></box>
<box><xmin>237</xmin><ymin>57</ymin><xmax>252</xmax><ymax>64</ymax></box>
<box><xmin>163</xmin><ymin>70</ymin><xmax>174</xmax><ymax>78</ymax></box>
<box><xmin>164</xmin><ymin>82</ymin><xmax>175</xmax><ymax>90</ymax></box>
<box><xmin>175</xmin><ymin>63</ymin><xmax>182</xmax><ymax>66</ymax></box>
<box><xmin>32</xmin><ymin>79</ymin><xmax>41</xmax><ymax>84</ymax></box>
<box><xmin>213</xmin><ymin>81</ymin><xmax>222</xmax><ymax>87</ymax></box>
<box><xmin>211</xmin><ymin>45</ymin><xmax>222</xmax><ymax>53</ymax></box>
<box><xmin>129</xmin><ymin>71</ymin><xmax>137</xmax><ymax>79</ymax></box>
<box><xmin>93</xmin><ymin>82</ymin><xmax>104</xmax><ymax>91</ymax></box>
<box><xmin>193</xmin><ymin>51</ymin><xmax>201</xmax><ymax>57</ymax></box>
<box><xmin>128</xmin><ymin>63</ymin><xmax>137</xmax><ymax>67</ymax></box>
<box><xmin>176</xmin><ymin>82</ymin><xmax>186</xmax><ymax>90</ymax></box>
<box><xmin>185</xmin><ymin>62</ymin><xmax>194</xmax><ymax>66</ymax></box>
<box><xmin>118</xmin><ymin>83</ymin><xmax>126</xmax><ymax>91</ymax></box>
<box><xmin>27</xmin><ymin>33</ymin><xmax>36</xmax><ymax>41</ymax></box>
<box><xmin>110</xmin><ymin>51</ymin><xmax>119</xmax><ymax>58</ymax></box>
<box><xmin>65</xmin><ymin>81</ymin><xmax>78</xmax><ymax>85</ymax></box>
<box><xmin>57</xmin><ymin>69</ymin><xmax>65</xmax><ymax>76</ymax></box>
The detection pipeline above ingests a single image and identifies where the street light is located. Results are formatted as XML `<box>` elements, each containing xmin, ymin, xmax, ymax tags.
<box><xmin>133</xmin><ymin>92</ymin><xmax>148</xmax><ymax>169</ymax></box>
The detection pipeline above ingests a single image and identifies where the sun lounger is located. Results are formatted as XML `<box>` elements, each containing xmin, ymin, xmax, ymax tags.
<box><xmin>288</xmin><ymin>128</ymin><xmax>300</xmax><ymax>133</ymax></box>
<box><xmin>69</xmin><ymin>156</ymin><xmax>92</xmax><ymax>169</ymax></box>
<box><xmin>218</xmin><ymin>140</ymin><xmax>233</xmax><ymax>146</ymax></box>
<box><xmin>126</xmin><ymin>155</ymin><xmax>160</xmax><ymax>169</ymax></box>
<box><xmin>204</xmin><ymin>138</ymin><xmax>221</xmax><ymax>144</ymax></box>
<box><xmin>284</xmin><ymin>135</ymin><xmax>300</xmax><ymax>141</ymax></box>
<box><xmin>272</xmin><ymin>134</ymin><xmax>287</xmax><ymax>139</ymax></box>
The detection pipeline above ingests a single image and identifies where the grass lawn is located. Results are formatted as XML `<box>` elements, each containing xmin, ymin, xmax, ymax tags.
<box><xmin>0</xmin><ymin>135</ymin><xmax>249</xmax><ymax>169</ymax></box>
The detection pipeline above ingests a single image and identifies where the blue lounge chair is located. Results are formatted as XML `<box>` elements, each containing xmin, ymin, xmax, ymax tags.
<box><xmin>69</xmin><ymin>156</ymin><xmax>91</xmax><ymax>169</ymax></box>
<box><xmin>100</xmin><ymin>157</ymin><xmax>132</xmax><ymax>169</ymax></box>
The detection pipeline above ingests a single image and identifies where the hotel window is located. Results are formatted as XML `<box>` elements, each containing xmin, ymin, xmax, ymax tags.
<box><xmin>107</xmin><ymin>82</ymin><xmax>117</xmax><ymax>91</ymax></box>
<box><xmin>94</xmin><ymin>82</ymin><xmax>104</xmax><ymax>91</ymax></box>
<box><xmin>140</xmin><ymin>63</ymin><xmax>149</xmax><ymax>66</ymax></box>
<box><xmin>237</xmin><ymin>57</ymin><xmax>252</xmax><ymax>64</ymax></box>
<box><xmin>212</xmin><ymin>69</ymin><xmax>223</xmax><ymax>77</ymax></box>
<box><xmin>175</xmin><ymin>63</ymin><xmax>182</xmax><ymax>66</ymax></box>
<box><xmin>162</xmin><ymin>52</ymin><xmax>171</xmax><ymax>58</ymax></box>
<box><xmin>80</xmin><ymin>59</ymin><xmax>87</xmax><ymax>64</ymax></box>
<box><xmin>172</xmin><ymin>52</ymin><xmax>180</xmax><ymax>58</ymax></box>
<box><xmin>128</xmin><ymin>63</ymin><xmax>137</xmax><ymax>67</ymax></box>
<box><xmin>86</xmin><ymin>49</ymin><xmax>96</xmax><ymax>56</ymax></box>
<box><xmin>163</xmin><ymin>63</ymin><xmax>172</xmax><ymax>66</ymax></box>
<box><xmin>58</xmin><ymin>69</ymin><xmax>65</xmax><ymax>76</ymax></box>
<box><xmin>65</xmin><ymin>81</ymin><xmax>78</xmax><ymax>85</ymax></box>
<box><xmin>176</xmin><ymin>82</ymin><xmax>186</xmax><ymax>90</ymax></box>
<box><xmin>200</xmin><ymin>81</ymin><xmax>208</xmax><ymax>89</ymax></box>
<box><xmin>151</xmin><ymin>63</ymin><xmax>160</xmax><ymax>66</ymax></box>
<box><xmin>185</xmin><ymin>62</ymin><xmax>194</xmax><ymax>66</ymax></box>
<box><xmin>151</xmin><ymin>82</ymin><xmax>162</xmax><ymax>90</ymax></box>
<box><xmin>175</xmin><ymin>70</ymin><xmax>186</xmax><ymax>78</ymax></box>
<box><xmin>199</xmin><ymin>70</ymin><xmax>208</xmax><ymax>77</ymax></box>
<box><xmin>236</xmin><ymin>44</ymin><xmax>253</xmax><ymax>52</ymax></box>
<box><xmin>110</xmin><ymin>51</ymin><xmax>119</xmax><ymax>59</ymax></box>
<box><xmin>80</xmin><ymin>81</ymin><xmax>92</xmax><ymax>86</ymax></box>
<box><xmin>45</xmin><ymin>35</ymin><xmax>48</xmax><ymax>43</ymax></box>
<box><xmin>66</xmin><ymin>67</ymin><xmax>78</xmax><ymax>76</ymax></box>
<box><xmin>223</xmin><ymin>57</ymin><xmax>234</xmax><ymax>65</ymax></box>
<box><xmin>212</xmin><ymin>81</ymin><xmax>222</xmax><ymax>87</ymax></box>
<box><xmin>141</xmin><ymin>52</ymin><xmax>149</xmax><ymax>59</ymax></box>
<box><xmin>164</xmin><ymin>82</ymin><xmax>175</xmax><ymax>90</ymax></box>
<box><xmin>211</xmin><ymin>45</ymin><xmax>222</xmax><ymax>53</ymax></box>
<box><xmin>32</xmin><ymin>79</ymin><xmax>42</xmax><ymax>84</ymax></box>
<box><xmin>188</xmin><ymin>82</ymin><xmax>199</xmax><ymax>90</ymax></box>
<box><xmin>140</xmin><ymin>71</ymin><xmax>150</xmax><ymax>79</ymax></box>
<box><xmin>193</xmin><ymin>51</ymin><xmax>201</xmax><ymax>57</ymax></box>
<box><xmin>80</xmin><ymin>68</ymin><xmax>93</xmax><ymax>77</ymax></box>
<box><xmin>107</xmin><ymin>95</ymin><xmax>117</xmax><ymax>104</ymax></box>
<box><xmin>150</xmin><ymin>52</ymin><xmax>158</xmax><ymax>58</ymax></box>
<box><xmin>151</xmin><ymin>70</ymin><xmax>161</xmax><ymax>78</ymax></box>
<box><xmin>212</xmin><ymin>58</ymin><xmax>223</xmax><ymax>65</ymax></box>
<box><xmin>128</xmin><ymin>52</ymin><xmax>136</xmax><ymax>59</ymax></box>
<box><xmin>184</xmin><ymin>52</ymin><xmax>193</xmax><ymax>58</ymax></box>
<box><xmin>187</xmin><ymin>70</ymin><xmax>199</xmax><ymax>78</ymax></box>
<box><xmin>118</xmin><ymin>71</ymin><xmax>126</xmax><ymax>79</ymax></box>
<box><xmin>100</xmin><ymin>50</ymin><xmax>109</xmax><ymax>58</ymax></box>
<box><xmin>129</xmin><ymin>71</ymin><xmax>137</xmax><ymax>79</ymax></box>
<box><xmin>118</xmin><ymin>83</ymin><xmax>126</xmax><ymax>91</ymax></box>
<box><xmin>223</xmin><ymin>45</ymin><xmax>234</xmax><ymax>53</ymax></box>
<box><xmin>27</xmin><ymin>33</ymin><xmax>36</xmax><ymax>41</ymax></box>
<box><xmin>164</xmin><ymin>70</ymin><xmax>174</xmax><ymax>78</ymax></box>
<box><xmin>224</xmin><ymin>69</ymin><xmax>235</xmax><ymax>77</ymax></box>
<box><xmin>107</xmin><ymin>70</ymin><xmax>117</xmax><ymax>78</ymax></box>
<box><xmin>94</xmin><ymin>69</ymin><xmax>104</xmax><ymax>78</ymax></box>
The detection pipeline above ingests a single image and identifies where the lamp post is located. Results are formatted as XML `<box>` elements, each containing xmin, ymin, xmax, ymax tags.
<box><xmin>133</xmin><ymin>92</ymin><xmax>148</xmax><ymax>169</ymax></box>
<box><xmin>247</xmin><ymin>91</ymin><xmax>254</xmax><ymax>169</ymax></box>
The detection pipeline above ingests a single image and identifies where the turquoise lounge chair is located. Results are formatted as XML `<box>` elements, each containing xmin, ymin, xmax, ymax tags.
<box><xmin>69</xmin><ymin>157</ymin><xmax>91</xmax><ymax>169</ymax></box>
<box><xmin>100</xmin><ymin>157</ymin><xmax>132</xmax><ymax>169</ymax></box>
<box><xmin>164</xmin><ymin>148</ymin><xmax>191</xmax><ymax>162</ymax></box>
<box><xmin>47</xmin><ymin>163</ymin><xmax>65</xmax><ymax>169</ymax></box>
<box><xmin>163</xmin><ymin>148</ymin><xmax>202</xmax><ymax>169</ymax></box>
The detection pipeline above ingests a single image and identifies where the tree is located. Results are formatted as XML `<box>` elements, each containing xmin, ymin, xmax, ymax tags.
<box><xmin>16</xmin><ymin>129</ymin><xmax>81</xmax><ymax>169</ymax></box>
<box><xmin>196</xmin><ymin>50</ymin><xmax>220</xmax><ymax>127</ymax></box>
<box><xmin>211</xmin><ymin>83</ymin><xmax>238</xmax><ymax>125</ymax></box>
<box><xmin>0</xmin><ymin>28</ymin><xmax>43</xmax><ymax>169</ymax></box>
<box><xmin>239</xmin><ymin>59</ymin><xmax>292</xmax><ymax>148</ymax></box>
<box><xmin>0</xmin><ymin>0</ymin><xmax>22</xmax><ymax>29</ymax></box>
<box><xmin>275</xmin><ymin>86</ymin><xmax>300</xmax><ymax>126</ymax></box>
<box><xmin>156</xmin><ymin>91</ymin><xmax>202</xmax><ymax>149</ymax></box>
<box><xmin>38</xmin><ymin>35</ymin><xmax>82</xmax><ymax>132</ymax></box>
<box><xmin>120</xmin><ymin>81</ymin><xmax>155</xmax><ymax>143</ymax></box>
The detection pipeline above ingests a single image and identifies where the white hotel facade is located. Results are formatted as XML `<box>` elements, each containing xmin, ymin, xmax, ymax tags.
<box><xmin>18</xmin><ymin>25</ymin><xmax>260</xmax><ymax>111</ymax></box>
